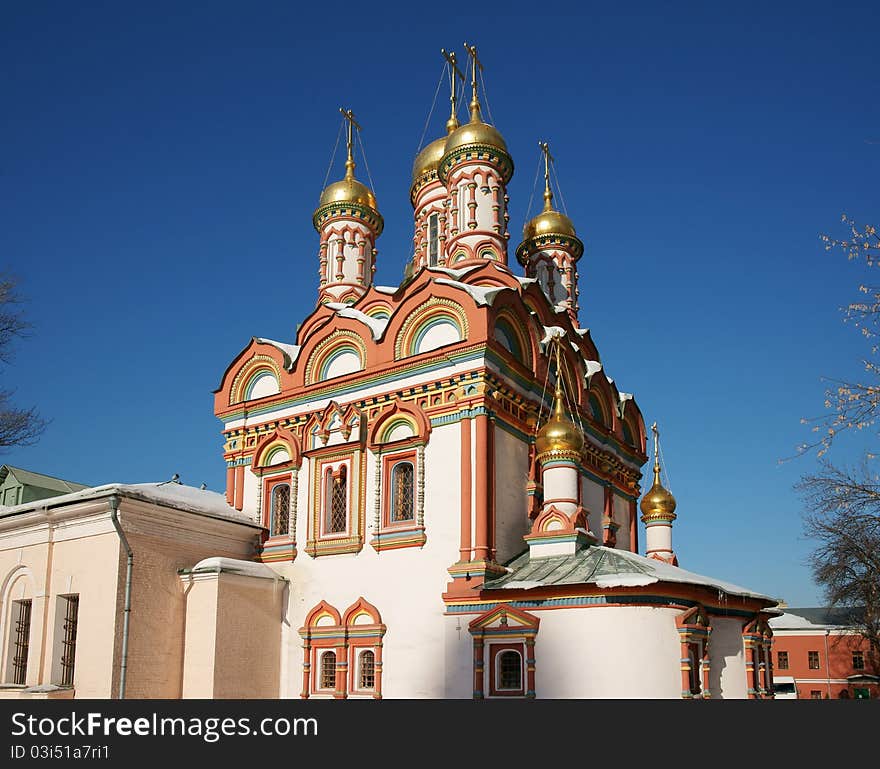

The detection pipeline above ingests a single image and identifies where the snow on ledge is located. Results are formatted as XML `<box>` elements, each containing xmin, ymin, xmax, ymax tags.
<box><xmin>326</xmin><ymin>303</ymin><xmax>388</xmax><ymax>340</ymax></box>
<box><xmin>373</xmin><ymin>285</ymin><xmax>398</xmax><ymax>295</ymax></box>
<box><xmin>253</xmin><ymin>337</ymin><xmax>300</xmax><ymax>371</ymax></box>
<box><xmin>433</xmin><ymin>279</ymin><xmax>508</xmax><ymax>307</ymax></box>
<box><xmin>540</xmin><ymin>326</ymin><xmax>567</xmax><ymax>347</ymax></box>
<box><xmin>189</xmin><ymin>557</ymin><xmax>283</xmax><ymax>581</ymax></box>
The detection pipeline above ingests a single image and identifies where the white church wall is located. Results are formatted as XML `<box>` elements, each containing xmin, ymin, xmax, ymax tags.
<box><xmin>581</xmin><ymin>477</ymin><xmax>604</xmax><ymax>538</ymax></box>
<box><xmin>532</xmin><ymin>606</ymin><xmax>682</xmax><ymax>698</ymax></box>
<box><xmin>709</xmin><ymin>616</ymin><xmax>747</xmax><ymax>699</ymax></box>
<box><xmin>443</xmin><ymin>614</ymin><xmax>475</xmax><ymax>698</ymax></box>
<box><xmin>613</xmin><ymin>493</ymin><xmax>631</xmax><ymax>551</ymax></box>
<box><xmin>493</xmin><ymin>426</ymin><xmax>530</xmax><ymax>564</ymax></box>
<box><xmin>242</xmin><ymin>465</ymin><xmax>259</xmax><ymax>523</ymax></box>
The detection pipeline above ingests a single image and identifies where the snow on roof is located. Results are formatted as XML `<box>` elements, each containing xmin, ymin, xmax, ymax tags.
<box><xmin>483</xmin><ymin>544</ymin><xmax>772</xmax><ymax>602</ymax></box>
<box><xmin>188</xmin><ymin>556</ymin><xmax>284</xmax><ymax>580</ymax></box>
<box><xmin>253</xmin><ymin>337</ymin><xmax>300</xmax><ymax>371</ymax></box>
<box><xmin>574</xmin><ymin>328</ymin><xmax>590</xmax><ymax>337</ymax></box>
<box><xmin>373</xmin><ymin>285</ymin><xmax>398</xmax><ymax>295</ymax></box>
<box><xmin>540</xmin><ymin>326</ymin><xmax>567</xmax><ymax>346</ymax></box>
<box><xmin>769</xmin><ymin>607</ymin><xmax>863</xmax><ymax>629</ymax></box>
<box><xmin>433</xmin><ymin>279</ymin><xmax>508</xmax><ymax>306</ymax></box>
<box><xmin>326</xmin><ymin>303</ymin><xmax>389</xmax><ymax>341</ymax></box>
<box><xmin>426</xmin><ymin>264</ymin><xmax>482</xmax><ymax>280</ymax></box>
<box><xmin>584</xmin><ymin>360</ymin><xmax>603</xmax><ymax>384</ymax></box>
<box><xmin>0</xmin><ymin>481</ymin><xmax>260</xmax><ymax>527</ymax></box>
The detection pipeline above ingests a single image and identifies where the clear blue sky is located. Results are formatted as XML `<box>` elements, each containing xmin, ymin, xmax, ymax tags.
<box><xmin>3</xmin><ymin>2</ymin><xmax>879</xmax><ymax>606</ymax></box>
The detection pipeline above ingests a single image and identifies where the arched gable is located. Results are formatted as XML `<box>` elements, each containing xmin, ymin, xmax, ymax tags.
<box><xmin>491</xmin><ymin>303</ymin><xmax>536</xmax><ymax>370</ymax></box>
<box><xmin>393</xmin><ymin>297</ymin><xmax>468</xmax><ymax>360</ymax></box>
<box><xmin>342</xmin><ymin>597</ymin><xmax>383</xmax><ymax>627</ymax></box>
<box><xmin>252</xmin><ymin>426</ymin><xmax>302</xmax><ymax>470</ymax></box>
<box><xmin>586</xmin><ymin>375</ymin><xmax>616</xmax><ymax>432</ymax></box>
<box><xmin>367</xmin><ymin>401</ymin><xmax>431</xmax><ymax>450</ymax></box>
<box><xmin>620</xmin><ymin>398</ymin><xmax>647</xmax><ymax>453</ymax></box>
<box><xmin>304</xmin><ymin>329</ymin><xmax>368</xmax><ymax>385</ymax></box>
<box><xmin>216</xmin><ymin>338</ymin><xmax>292</xmax><ymax>414</ymax></box>
<box><xmin>303</xmin><ymin>600</ymin><xmax>342</xmax><ymax>629</ymax></box>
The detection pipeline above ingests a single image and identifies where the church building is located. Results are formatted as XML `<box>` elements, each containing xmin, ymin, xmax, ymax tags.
<box><xmin>0</xmin><ymin>46</ymin><xmax>777</xmax><ymax>700</ymax></box>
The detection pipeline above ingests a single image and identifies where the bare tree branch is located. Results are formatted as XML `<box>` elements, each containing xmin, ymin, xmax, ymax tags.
<box><xmin>0</xmin><ymin>274</ymin><xmax>46</xmax><ymax>450</ymax></box>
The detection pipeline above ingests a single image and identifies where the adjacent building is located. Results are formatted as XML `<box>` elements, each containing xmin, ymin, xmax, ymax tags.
<box><xmin>770</xmin><ymin>607</ymin><xmax>878</xmax><ymax>699</ymax></box>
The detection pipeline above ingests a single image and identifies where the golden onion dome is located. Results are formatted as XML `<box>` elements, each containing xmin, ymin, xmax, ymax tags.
<box><xmin>535</xmin><ymin>387</ymin><xmax>584</xmax><ymax>457</ymax></box>
<box><xmin>523</xmin><ymin>207</ymin><xmax>577</xmax><ymax>241</ymax></box>
<box><xmin>412</xmin><ymin>135</ymin><xmax>447</xmax><ymax>186</ymax></box>
<box><xmin>444</xmin><ymin>117</ymin><xmax>508</xmax><ymax>157</ymax></box>
<box><xmin>318</xmin><ymin>160</ymin><xmax>378</xmax><ymax>211</ymax></box>
<box><xmin>639</xmin><ymin>467</ymin><xmax>677</xmax><ymax>520</ymax></box>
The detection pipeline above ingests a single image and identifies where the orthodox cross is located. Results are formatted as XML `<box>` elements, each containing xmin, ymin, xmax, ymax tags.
<box><xmin>651</xmin><ymin>421</ymin><xmax>660</xmax><ymax>471</ymax></box>
<box><xmin>339</xmin><ymin>107</ymin><xmax>361</xmax><ymax>173</ymax></box>
<box><xmin>463</xmin><ymin>42</ymin><xmax>483</xmax><ymax>112</ymax></box>
<box><xmin>441</xmin><ymin>48</ymin><xmax>465</xmax><ymax>125</ymax></box>
<box><xmin>539</xmin><ymin>140</ymin><xmax>555</xmax><ymax>208</ymax></box>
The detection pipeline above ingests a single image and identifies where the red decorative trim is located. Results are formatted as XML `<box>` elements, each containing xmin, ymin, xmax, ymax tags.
<box><xmin>367</xmin><ymin>401</ymin><xmax>431</xmax><ymax>449</ymax></box>
<box><xmin>252</xmin><ymin>426</ymin><xmax>302</xmax><ymax>469</ymax></box>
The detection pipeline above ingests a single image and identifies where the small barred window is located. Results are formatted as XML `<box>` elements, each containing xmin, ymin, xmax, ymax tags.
<box><xmin>271</xmin><ymin>483</ymin><xmax>290</xmax><ymax>537</ymax></box>
<box><xmin>390</xmin><ymin>462</ymin><xmax>414</xmax><ymax>522</ymax></box>
<box><xmin>498</xmin><ymin>651</ymin><xmax>521</xmax><ymax>690</ymax></box>
<box><xmin>359</xmin><ymin>650</ymin><xmax>375</xmax><ymax>690</ymax></box>
<box><xmin>320</xmin><ymin>651</ymin><xmax>336</xmax><ymax>690</ymax></box>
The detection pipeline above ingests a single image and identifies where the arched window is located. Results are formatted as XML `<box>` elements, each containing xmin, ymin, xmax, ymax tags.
<box><xmin>390</xmin><ymin>462</ymin><xmax>414</xmax><ymax>523</ymax></box>
<box><xmin>325</xmin><ymin>466</ymin><xmax>347</xmax><ymax>534</ymax></box>
<box><xmin>320</xmin><ymin>651</ymin><xmax>336</xmax><ymax>691</ymax></box>
<box><xmin>497</xmin><ymin>650</ymin><xmax>522</xmax><ymax>691</ymax></box>
<box><xmin>359</xmin><ymin>650</ymin><xmax>376</xmax><ymax>690</ymax></box>
<box><xmin>428</xmin><ymin>213</ymin><xmax>440</xmax><ymax>266</ymax></box>
<box><xmin>270</xmin><ymin>483</ymin><xmax>290</xmax><ymax>537</ymax></box>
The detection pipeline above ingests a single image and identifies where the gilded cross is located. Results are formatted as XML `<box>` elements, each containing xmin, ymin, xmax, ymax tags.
<box><xmin>463</xmin><ymin>42</ymin><xmax>483</xmax><ymax>115</ymax></box>
<box><xmin>339</xmin><ymin>107</ymin><xmax>361</xmax><ymax>175</ymax></box>
<box><xmin>441</xmin><ymin>48</ymin><xmax>465</xmax><ymax>128</ymax></box>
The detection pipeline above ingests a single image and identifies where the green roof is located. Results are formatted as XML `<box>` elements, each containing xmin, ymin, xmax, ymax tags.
<box><xmin>482</xmin><ymin>543</ymin><xmax>771</xmax><ymax>601</ymax></box>
<box><xmin>0</xmin><ymin>465</ymin><xmax>88</xmax><ymax>494</ymax></box>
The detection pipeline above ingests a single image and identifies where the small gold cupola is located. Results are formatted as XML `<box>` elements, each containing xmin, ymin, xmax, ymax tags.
<box><xmin>515</xmin><ymin>141</ymin><xmax>584</xmax><ymax>321</ymax></box>
<box><xmin>438</xmin><ymin>42</ymin><xmax>512</xmax><ymax>186</ymax></box>
<box><xmin>521</xmin><ymin>142</ymin><xmax>577</xmax><ymax>242</ymax></box>
<box><xmin>535</xmin><ymin>340</ymin><xmax>584</xmax><ymax>460</ymax></box>
<box><xmin>640</xmin><ymin>423</ymin><xmax>677</xmax><ymax>522</ymax></box>
<box><xmin>313</xmin><ymin>108</ymin><xmax>382</xmax><ymax>232</ymax></box>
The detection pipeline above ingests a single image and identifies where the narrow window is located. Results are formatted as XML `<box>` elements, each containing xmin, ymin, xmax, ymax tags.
<box><xmin>270</xmin><ymin>483</ymin><xmax>290</xmax><ymax>537</ymax></box>
<box><xmin>359</xmin><ymin>650</ymin><xmax>376</xmax><ymax>690</ymax></box>
<box><xmin>808</xmin><ymin>651</ymin><xmax>820</xmax><ymax>670</ymax></box>
<box><xmin>320</xmin><ymin>651</ymin><xmax>336</xmax><ymax>690</ymax></box>
<box><xmin>458</xmin><ymin>183</ymin><xmax>467</xmax><ymax>231</ymax></box>
<box><xmin>59</xmin><ymin>595</ymin><xmax>79</xmax><ymax>687</ymax></box>
<box><xmin>428</xmin><ymin>213</ymin><xmax>439</xmax><ymax>266</ymax></box>
<box><xmin>11</xmin><ymin>599</ymin><xmax>32</xmax><ymax>686</ymax></box>
<box><xmin>810</xmin><ymin>690</ymin><xmax>822</xmax><ymax>699</ymax></box>
<box><xmin>852</xmin><ymin>651</ymin><xmax>865</xmax><ymax>670</ymax></box>
<box><xmin>390</xmin><ymin>462</ymin><xmax>414</xmax><ymax>523</ymax></box>
<box><xmin>777</xmin><ymin>651</ymin><xmax>789</xmax><ymax>670</ymax></box>
<box><xmin>325</xmin><ymin>466</ymin><xmax>347</xmax><ymax>534</ymax></box>
<box><xmin>497</xmin><ymin>650</ymin><xmax>522</xmax><ymax>690</ymax></box>
<box><xmin>689</xmin><ymin>645</ymin><xmax>702</xmax><ymax>696</ymax></box>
